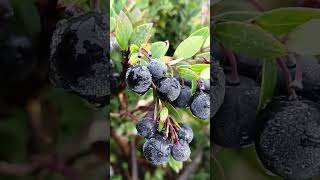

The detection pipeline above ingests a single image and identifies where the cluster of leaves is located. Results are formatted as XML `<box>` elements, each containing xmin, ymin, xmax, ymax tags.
<box><xmin>213</xmin><ymin>1</ymin><xmax>320</xmax><ymax>112</ymax></box>
<box><xmin>110</xmin><ymin>0</ymin><xmax>209</xmax><ymax>54</ymax></box>
<box><xmin>110</xmin><ymin>0</ymin><xmax>210</xmax><ymax>178</ymax></box>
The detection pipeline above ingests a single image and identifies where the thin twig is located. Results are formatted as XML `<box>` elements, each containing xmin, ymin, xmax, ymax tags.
<box><xmin>130</xmin><ymin>140</ymin><xmax>138</xmax><ymax>180</ymax></box>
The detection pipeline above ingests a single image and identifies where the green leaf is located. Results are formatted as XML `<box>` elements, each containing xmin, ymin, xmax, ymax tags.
<box><xmin>165</xmin><ymin>102</ymin><xmax>181</xmax><ymax>122</ymax></box>
<box><xmin>115</xmin><ymin>11</ymin><xmax>133</xmax><ymax>50</ymax></box>
<box><xmin>110</xmin><ymin>17</ymin><xmax>116</xmax><ymax>32</ymax></box>
<box><xmin>191</xmin><ymin>80</ymin><xmax>197</xmax><ymax>94</ymax></box>
<box><xmin>190</xmin><ymin>64</ymin><xmax>210</xmax><ymax>72</ymax></box>
<box><xmin>151</xmin><ymin>41</ymin><xmax>169</xmax><ymax>58</ymax></box>
<box><xmin>199</xmin><ymin>67</ymin><xmax>210</xmax><ymax>80</ymax></box>
<box><xmin>130</xmin><ymin>23</ymin><xmax>153</xmax><ymax>46</ymax></box>
<box><xmin>214</xmin><ymin>21</ymin><xmax>286</xmax><ymax>60</ymax></box>
<box><xmin>175</xmin><ymin>68</ymin><xmax>200</xmax><ymax>80</ymax></box>
<box><xmin>203</xmin><ymin>35</ymin><xmax>210</xmax><ymax>48</ymax></box>
<box><xmin>253</xmin><ymin>7</ymin><xmax>320</xmax><ymax>35</ymax></box>
<box><xmin>158</xmin><ymin>107</ymin><xmax>168</xmax><ymax>132</ymax></box>
<box><xmin>190</xmin><ymin>27</ymin><xmax>210</xmax><ymax>39</ymax></box>
<box><xmin>128</xmin><ymin>53</ymin><xmax>140</xmax><ymax>65</ymax></box>
<box><xmin>168</xmin><ymin>155</ymin><xmax>183</xmax><ymax>173</ymax></box>
<box><xmin>214</xmin><ymin>11</ymin><xmax>260</xmax><ymax>22</ymax></box>
<box><xmin>258</xmin><ymin>59</ymin><xmax>278</xmax><ymax>112</ymax></box>
<box><xmin>168</xmin><ymin>58</ymin><xmax>186</xmax><ymax>66</ymax></box>
<box><xmin>174</xmin><ymin>36</ymin><xmax>204</xmax><ymax>59</ymax></box>
<box><xmin>287</xmin><ymin>19</ymin><xmax>320</xmax><ymax>55</ymax></box>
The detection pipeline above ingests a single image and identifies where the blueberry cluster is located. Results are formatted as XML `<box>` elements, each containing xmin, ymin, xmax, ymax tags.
<box><xmin>136</xmin><ymin>116</ymin><xmax>193</xmax><ymax>165</ymax></box>
<box><xmin>125</xmin><ymin>56</ymin><xmax>210</xmax><ymax>119</ymax></box>
<box><xmin>49</xmin><ymin>11</ymin><xmax>109</xmax><ymax>107</ymax></box>
<box><xmin>212</xmin><ymin>41</ymin><xmax>320</xmax><ymax>179</ymax></box>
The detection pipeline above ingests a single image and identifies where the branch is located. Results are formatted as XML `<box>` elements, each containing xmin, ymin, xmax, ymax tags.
<box><xmin>130</xmin><ymin>140</ymin><xmax>138</xmax><ymax>180</ymax></box>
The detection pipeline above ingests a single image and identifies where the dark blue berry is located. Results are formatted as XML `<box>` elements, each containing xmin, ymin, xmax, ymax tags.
<box><xmin>190</xmin><ymin>91</ymin><xmax>210</xmax><ymax>119</ymax></box>
<box><xmin>143</xmin><ymin>135</ymin><xmax>171</xmax><ymax>165</ymax></box>
<box><xmin>126</xmin><ymin>65</ymin><xmax>152</xmax><ymax>94</ymax></box>
<box><xmin>136</xmin><ymin>117</ymin><xmax>156</xmax><ymax>139</ymax></box>
<box><xmin>255</xmin><ymin>97</ymin><xmax>320</xmax><ymax>180</ymax></box>
<box><xmin>177</xmin><ymin>124</ymin><xmax>193</xmax><ymax>144</ymax></box>
<box><xmin>175</xmin><ymin>85</ymin><xmax>192</xmax><ymax>108</ymax></box>
<box><xmin>147</xmin><ymin>59</ymin><xmax>167</xmax><ymax>81</ymax></box>
<box><xmin>212</xmin><ymin>76</ymin><xmax>260</xmax><ymax>148</ymax></box>
<box><xmin>156</xmin><ymin>77</ymin><xmax>181</xmax><ymax>102</ymax></box>
<box><xmin>49</xmin><ymin>12</ymin><xmax>109</xmax><ymax>107</ymax></box>
<box><xmin>171</xmin><ymin>140</ymin><xmax>191</xmax><ymax>162</ymax></box>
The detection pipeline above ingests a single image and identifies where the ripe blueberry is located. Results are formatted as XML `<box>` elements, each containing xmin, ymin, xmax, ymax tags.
<box><xmin>143</xmin><ymin>135</ymin><xmax>171</xmax><ymax>165</ymax></box>
<box><xmin>177</xmin><ymin>124</ymin><xmax>193</xmax><ymax>144</ymax></box>
<box><xmin>136</xmin><ymin>117</ymin><xmax>156</xmax><ymax>139</ymax></box>
<box><xmin>295</xmin><ymin>55</ymin><xmax>320</xmax><ymax>102</ymax></box>
<box><xmin>211</xmin><ymin>60</ymin><xmax>225</xmax><ymax>118</ymax></box>
<box><xmin>49</xmin><ymin>12</ymin><xmax>109</xmax><ymax>107</ymax></box>
<box><xmin>190</xmin><ymin>91</ymin><xmax>210</xmax><ymax>119</ymax></box>
<box><xmin>126</xmin><ymin>65</ymin><xmax>152</xmax><ymax>94</ymax></box>
<box><xmin>212</xmin><ymin>76</ymin><xmax>260</xmax><ymax>148</ymax></box>
<box><xmin>255</xmin><ymin>96</ymin><xmax>320</xmax><ymax>180</ymax></box>
<box><xmin>147</xmin><ymin>59</ymin><xmax>167</xmax><ymax>81</ymax></box>
<box><xmin>156</xmin><ymin>77</ymin><xmax>181</xmax><ymax>102</ymax></box>
<box><xmin>171</xmin><ymin>140</ymin><xmax>191</xmax><ymax>162</ymax></box>
<box><xmin>174</xmin><ymin>85</ymin><xmax>192</xmax><ymax>108</ymax></box>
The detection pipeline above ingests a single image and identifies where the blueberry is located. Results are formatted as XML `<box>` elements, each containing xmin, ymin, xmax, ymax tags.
<box><xmin>126</xmin><ymin>65</ymin><xmax>152</xmax><ymax>94</ymax></box>
<box><xmin>190</xmin><ymin>91</ymin><xmax>210</xmax><ymax>119</ymax></box>
<box><xmin>171</xmin><ymin>140</ymin><xmax>191</xmax><ymax>162</ymax></box>
<box><xmin>175</xmin><ymin>76</ymin><xmax>192</xmax><ymax>87</ymax></box>
<box><xmin>156</xmin><ymin>77</ymin><xmax>181</xmax><ymax>102</ymax></box>
<box><xmin>174</xmin><ymin>85</ymin><xmax>192</xmax><ymax>108</ymax></box>
<box><xmin>212</xmin><ymin>76</ymin><xmax>260</xmax><ymax>148</ymax></box>
<box><xmin>255</xmin><ymin>96</ymin><xmax>320</xmax><ymax>180</ymax></box>
<box><xmin>147</xmin><ymin>59</ymin><xmax>167</xmax><ymax>81</ymax></box>
<box><xmin>177</xmin><ymin>124</ymin><xmax>193</xmax><ymax>144</ymax></box>
<box><xmin>295</xmin><ymin>55</ymin><xmax>320</xmax><ymax>102</ymax></box>
<box><xmin>49</xmin><ymin>12</ymin><xmax>109</xmax><ymax>107</ymax></box>
<box><xmin>136</xmin><ymin>117</ymin><xmax>156</xmax><ymax>139</ymax></box>
<box><xmin>211</xmin><ymin>60</ymin><xmax>225</xmax><ymax>118</ymax></box>
<box><xmin>143</xmin><ymin>135</ymin><xmax>171</xmax><ymax>165</ymax></box>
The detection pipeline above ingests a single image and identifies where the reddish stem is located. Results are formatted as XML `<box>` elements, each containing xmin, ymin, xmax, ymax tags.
<box><xmin>277</xmin><ymin>57</ymin><xmax>297</xmax><ymax>98</ymax></box>
<box><xmin>222</xmin><ymin>47</ymin><xmax>240</xmax><ymax>85</ymax></box>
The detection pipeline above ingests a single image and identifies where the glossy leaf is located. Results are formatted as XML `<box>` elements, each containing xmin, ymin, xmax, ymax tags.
<box><xmin>174</xmin><ymin>36</ymin><xmax>204</xmax><ymax>59</ymax></box>
<box><xmin>115</xmin><ymin>11</ymin><xmax>133</xmax><ymax>50</ymax></box>
<box><xmin>253</xmin><ymin>7</ymin><xmax>320</xmax><ymax>35</ymax></box>
<box><xmin>214</xmin><ymin>11</ymin><xmax>260</xmax><ymax>22</ymax></box>
<box><xmin>258</xmin><ymin>59</ymin><xmax>278</xmax><ymax>112</ymax></box>
<box><xmin>165</xmin><ymin>102</ymin><xmax>181</xmax><ymax>122</ymax></box>
<box><xmin>151</xmin><ymin>41</ymin><xmax>169</xmax><ymax>58</ymax></box>
<box><xmin>190</xmin><ymin>64</ymin><xmax>210</xmax><ymax>72</ymax></box>
<box><xmin>214</xmin><ymin>21</ymin><xmax>286</xmax><ymax>60</ymax></box>
<box><xmin>287</xmin><ymin>19</ymin><xmax>320</xmax><ymax>55</ymax></box>
<box><xmin>175</xmin><ymin>68</ymin><xmax>200</xmax><ymax>80</ymax></box>
<box><xmin>168</xmin><ymin>155</ymin><xmax>183</xmax><ymax>173</ymax></box>
<box><xmin>130</xmin><ymin>23</ymin><xmax>153</xmax><ymax>46</ymax></box>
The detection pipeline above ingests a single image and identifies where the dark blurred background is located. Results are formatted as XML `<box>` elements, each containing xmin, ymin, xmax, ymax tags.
<box><xmin>0</xmin><ymin>0</ymin><xmax>108</xmax><ymax>179</ymax></box>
